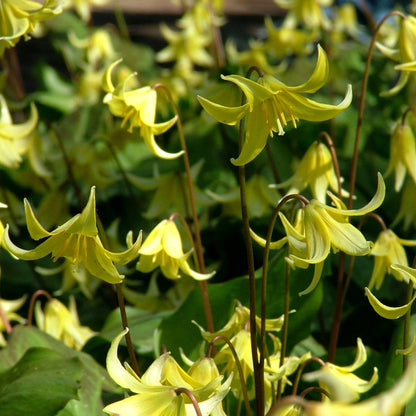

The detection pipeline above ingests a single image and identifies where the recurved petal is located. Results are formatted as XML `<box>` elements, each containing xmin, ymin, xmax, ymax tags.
<box><xmin>105</xmin><ymin>231</ymin><xmax>142</xmax><ymax>265</ymax></box>
<box><xmin>179</xmin><ymin>258</ymin><xmax>216</xmax><ymax>281</ymax></box>
<box><xmin>250</xmin><ymin>228</ymin><xmax>288</xmax><ymax>250</ymax></box>
<box><xmin>24</xmin><ymin>199</ymin><xmax>52</xmax><ymax>239</ymax></box>
<box><xmin>279</xmin><ymin>44</ymin><xmax>329</xmax><ymax>93</ymax></box>
<box><xmin>3</xmin><ymin>225</ymin><xmax>54</xmax><ymax>260</ymax></box>
<box><xmin>106</xmin><ymin>329</ymin><xmax>148</xmax><ymax>394</ymax></box>
<box><xmin>141</xmin><ymin>124</ymin><xmax>184</xmax><ymax>160</ymax></box>
<box><xmin>325</xmin><ymin>172</ymin><xmax>385</xmax><ymax>216</ymax></box>
<box><xmin>139</xmin><ymin>220</ymin><xmax>167</xmax><ymax>255</ymax></box>
<box><xmin>0</xmin><ymin>102</ymin><xmax>38</xmax><ymax>139</ymax></box>
<box><xmin>102</xmin><ymin>59</ymin><xmax>122</xmax><ymax>93</ymax></box>
<box><xmin>280</xmin><ymin>84</ymin><xmax>352</xmax><ymax>122</ymax></box>
<box><xmin>365</xmin><ymin>287</ymin><xmax>416</xmax><ymax>319</ymax></box>
<box><xmin>197</xmin><ymin>95</ymin><xmax>250</xmax><ymax>125</ymax></box>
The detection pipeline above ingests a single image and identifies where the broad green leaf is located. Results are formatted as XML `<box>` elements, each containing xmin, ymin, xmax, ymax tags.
<box><xmin>0</xmin><ymin>347</ymin><xmax>82</xmax><ymax>416</ymax></box>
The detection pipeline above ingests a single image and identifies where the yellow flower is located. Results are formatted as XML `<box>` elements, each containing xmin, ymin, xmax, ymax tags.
<box><xmin>3</xmin><ymin>187</ymin><xmax>142</xmax><ymax>284</ymax></box>
<box><xmin>303</xmin><ymin>350</ymin><xmax>416</xmax><ymax>416</ymax></box>
<box><xmin>0</xmin><ymin>295</ymin><xmax>27</xmax><ymax>347</ymax></box>
<box><xmin>198</xmin><ymin>45</ymin><xmax>352</xmax><ymax>165</ymax></box>
<box><xmin>104</xmin><ymin>328</ymin><xmax>232</xmax><ymax>416</ymax></box>
<box><xmin>264</xmin><ymin>16</ymin><xmax>319</xmax><ymax>59</ymax></box>
<box><xmin>303</xmin><ymin>338</ymin><xmax>378</xmax><ymax>403</ymax></box>
<box><xmin>376</xmin><ymin>14</ymin><xmax>416</xmax><ymax>96</ymax></box>
<box><xmin>0</xmin><ymin>0</ymin><xmax>62</xmax><ymax>56</ymax></box>
<box><xmin>272</xmin><ymin>140</ymin><xmax>348</xmax><ymax>203</ymax></box>
<box><xmin>103</xmin><ymin>60</ymin><xmax>182</xmax><ymax>160</ymax></box>
<box><xmin>252</xmin><ymin>173</ymin><xmax>385</xmax><ymax>295</ymax></box>
<box><xmin>35</xmin><ymin>296</ymin><xmax>95</xmax><ymax>350</ymax></box>
<box><xmin>385</xmin><ymin>118</ymin><xmax>416</xmax><ymax>192</ymax></box>
<box><xmin>274</xmin><ymin>0</ymin><xmax>333</xmax><ymax>31</ymax></box>
<box><xmin>0</xmin><ymin>95</ymin><xmax>38</xmax><ymax>168</ymax></box>
<box><xmin>137</xmin><ymin>219</ymin><xmax>215</xmax><ymax>281</ymax></box>
<box><xmin>368</xmin><ymin>229</ymin><xmax>416</xmax><ymax>290</ymax></box>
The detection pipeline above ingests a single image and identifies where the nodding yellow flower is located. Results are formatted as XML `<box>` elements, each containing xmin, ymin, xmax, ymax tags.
<box><xmin>137</xmin><ymin>219</ymin><xmax>215</xmax><ymax>281</ymax></box>
<box><xmin>35</xmin><ymin>296</ymin><xmax>95</xmax><ymax>350</ymax></box>
<box><xmin>253</xmin><ymin>173</ymin><xmax>385</xmax><ymax>295</ymax></box>
<box><xmin>274</xmin><ymin>0</ymin><xmax>333</xmax><ymax>31</ymax></box>
<box><xmin>198</xmin><ymin>45</ymin><xmax>352</xmax><ymax>165</ymax></box>
<box><xmin>0</xmin><ymin>95</ymin><xmax>38</xmax><ymax>168</ymax></box>
<box><xmin>104</xmin><ymin>328</ymin><xmax>232</xmax><ymax>416</ymax></box>
<box><xmin>385</xmin><ymin>118</ymin><xmax>416</xmax><ymax>192</ymax></box>
<box><xmin>102</xmin><ymin>60</ymin><xmax>182</xmax><ymax>160</ymax></box>
<box><xmin>302</xmin><ymin>347</ymin><xmax>416</xmax><ymax>416</ymax></box>
<box><xmin>303</xmin><ymin>338</ymin><xmax>378</xmax><ymax>403</ymax></box>
<box><xmin>368</xmin><ymin>229</ymin><xmax>416</xmax><ymax>290</ymax></box>
<box><xmin>3</xmin><ymin>187</ymin><xmax>142</xmax><ymax>284</ymax></box>
<box><xmin>0</xmin><ymin>0</ymin><xmax>62</xmax><ymax>56</ymax></box>
<box><xmin>272</xmin><ymin>140</ymin><xmax>348</xmax><ymax>203</ymax></box>
<box><xmin>377</xmin><ymin>14</ymin><xmax>416</xmax><ymax>96</ymax></box>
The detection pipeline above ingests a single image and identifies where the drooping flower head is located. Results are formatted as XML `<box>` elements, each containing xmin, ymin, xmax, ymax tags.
<box><xmin>272</xmin><ymin>140</ymin><xmax>348</xmax><ymax>203</ymax></box>
<box><xmin>0</xmin><ymin>95</ymin><xmax>38</xmax><ymax>168</ymax></box>
<box><xmin>377</xmin><ymin>14</ymin><xmax>416</xmax><ymax>96</ymax></box>
<box><xmin>137</xmin><ymin>218</ymin><xmax>215</xmax><ymax>281</ymax></box>
<box><xmin>102</xmin><ymin>60</ymin><xmax>182</xmax><ymax>160</ymax></box>
<box><xmin>35</xmin><ymin>296</ymin><xmax>96</xmax><ymax>350</ymax></box>
<box><xmin>104</xmin><ymin>328</ymin><xmax>232</xmax><ymax>416</ymax></box>
<box><xmin>3</xmin><ymin>187</ymin><xmax>142</xmax><ymax>284</ymax></box>
<box><xmin>198</xmin><ymin>45</ymin><xmax>352</xmax><ymax>165</ymax></box>
<box><xmin>0</xmin><ymin>0</ymin><xmax>63</xmax><ymax>56</ymax></box>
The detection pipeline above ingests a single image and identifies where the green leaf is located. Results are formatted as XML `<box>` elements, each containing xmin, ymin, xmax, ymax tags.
<box><xmin>0</xmin><ymin>347</ymin><xmax>82</xmax><ymax>416</ymax></box>
<box><xmin>0</xmin><ymin>326</ymin><xmax>119</xmax><ymax>416</ymax></box>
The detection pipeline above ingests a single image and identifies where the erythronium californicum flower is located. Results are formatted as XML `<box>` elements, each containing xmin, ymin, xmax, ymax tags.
<box><xmin>300</xmin><ymin>348</ymin><xmax>416</xmax><ymax>416</ymax></box>
<box><xmin>385</xmin><ymin>117</ymin><xmax>416</xmax><ymax>192</ymax></box>
<box><xmin>104</xmin><ymin>328</ymin><xmax>232</xmax><ymax>416</ymax></box>
<box><xmin>102</xmin><ymin>59</ymin><xmax>182</xmax><ymax>160</ymax></box>
<box><xmin>274</xmin><ymin>0</ymin><xmax>333</xmax><ymax>30</ymax></box>
<box><xmin>368</xmin><ymin>229</ymin><xmax>416</xmax><ymax>290</ymax></box>
<box><xmin>376</xmin><ymin>14</ymin><xmax>416</xmax><ymax>96</ymax></box>
<box><xmin>253</xmin><ymin>173</ymin><xmax>385</xmax><ymax>295</ymax></box>
<box><xmin>303</xmin><ymin>338</ymin><xmax>378</xmax><ymax>403</ymax></box>
<box><xmin>137</xmin><ymin>218</ymin><xmax>215</xmax><ymax>281</ymax></box>
<box><xmin>0</xmin><ymin>95</ymin><xmax>38</xmax><ymax>168</ymax></box>
<box><xmin>197</xmin><ymin>45</ymin><xmax>352</xmax><ymax>165</ymax></box>
<box><xmin>0</xmin><ymin>0</ymin><xmax>63</xmax><ymax>56</ymax></box>
<box><xmin>3</xmin><ymin>187</ymin><xmax>142</xmax><ymax>284</ymax></box>
<box><xmin>0</xmin><ymin>295</ymin><xmax>27</xmax><ymax>347</ymax></box>
<box><xmin>272</xmin><ymin>140</ymin><xmax>348</xmax><ymax>203</ymax></box>
<box><xmin>35</xmin><ymin>296</ymin><xmax>96</xmax><ymax>350</ymax></box>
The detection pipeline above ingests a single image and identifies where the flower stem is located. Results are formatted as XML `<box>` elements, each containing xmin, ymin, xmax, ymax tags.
<box><xmin>153</xmin><ymin>84</ymin><xmax>214</xmax><ymax>333</ymax></box>
<box><xmin>175</xmin><ymin>388</ymin><xmax>203</xmax><ymax>416</ymax></box>
<box><xmin>27</xmin><ymin>290</ymin><xmax>53</xmax><ymax>326</ymax></box>
<box><xmin>115</xmin><ymin>283</ymin><xmax>141</xmax><ymax>376</ymax></box>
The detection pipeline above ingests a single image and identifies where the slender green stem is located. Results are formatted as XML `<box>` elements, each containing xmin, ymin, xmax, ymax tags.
<box><xmin>207</xmin><ymin>335</ymin><xmax>252</xmax><ymax>416</ymax></box>
<box><xmin>153</xmin><ymin>84</ymin><xmax>214</xmax><ymax>333</ymax></box>
<box><xmin>116</xmin><ymin>283</ymin><xmax>140</xmax><ymax>376</ymax></box>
